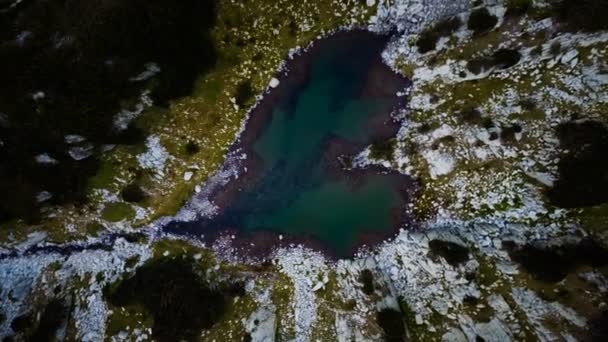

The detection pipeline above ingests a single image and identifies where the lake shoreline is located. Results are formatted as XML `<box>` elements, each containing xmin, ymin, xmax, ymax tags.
<box><xmin>164</xmin><ymin>29</ymin><xmax>418</xmax><ymax>261</ymax></box>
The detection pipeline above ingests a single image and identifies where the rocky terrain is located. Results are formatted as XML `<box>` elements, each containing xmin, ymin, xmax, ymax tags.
<box><xmin>1</xmin><ymin>0</ymin><xmax>608</xmax><ymax>341</ymax></box>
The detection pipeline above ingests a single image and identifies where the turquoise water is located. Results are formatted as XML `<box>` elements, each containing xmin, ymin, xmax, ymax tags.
<box><xmin>169</xmin><ymin>34</ymin><xmax>407</xmax><ymax>253</ymax></box>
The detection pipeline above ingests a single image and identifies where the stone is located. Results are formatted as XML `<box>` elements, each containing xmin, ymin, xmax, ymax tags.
<box><xmin>561</xmin><ymin>50</ymin><xmax>579</xmax><ymax>64</ymax></box>
<box><xmin>442</xmin><ymin>327</ymin><xmax>467</xmax><ymax>342</ymax></box>
<box><xmin>269</xmin><ymin>78</ymin><xmax>280</xmax><ymax>88</ymax></box>
<box><xmin>475</xmin><ymin>319</ymin><xmax>511</xmax><ymax>342</ymax></box>
<box><xmin>184</xmin><ymin>171</ymin><xmax>194</xmax><ymax>181</ymax></box>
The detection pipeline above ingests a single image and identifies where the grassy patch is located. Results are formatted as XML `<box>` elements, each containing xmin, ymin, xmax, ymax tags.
<box><xmin>101</xmin><ymin>203</ymin><xmax>135</xmax><ymax>222</ymax></box>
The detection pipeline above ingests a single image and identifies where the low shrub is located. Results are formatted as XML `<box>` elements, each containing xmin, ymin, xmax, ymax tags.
<box><xmin>505</xmin><ymin>238</ymin><xmax>608</xmax><ymax>282</ymax></box>
<box><xmin>428</xmin><ymin>239</ymin><xmax>470</xmax><ymax>266</ymax></box>
<box><xmin>555</xmin><ymin>0</ymin><xmax>608</xmax><ymax>32</ymax></box>
<box><xmin>550</xmin><ymin>41</ymin><xmax>562</xmax><ymax>56</ymax></box>
<box><xmin>466</xmin><ymin>48</ymin><xmax>521</xmax><ymax>74</ymax></box>
<box><xmin>520</xmin><ymin>98</ymin><xmax>537</xmax><ymax>111</ymax></box>
<box><xmin>107</xmin><ymin>258</ymin><xmax>235</xmax><ymax>342</ymax></box>
<box><xmin>492</xmin><ymin>48</ymin><xmax>522</xmax><ymax>69</ymax></box>
<box><xmin>369</xmin><ymin>138</ymin><xmax>396</xmax><ymax>161</ymax></box>
<box><xmin>506</xmin><ymin>0</ymin><xmax>533</xmax><ymax>16</ymax></box>
<box><xmin>359</xmin><ymin>269</ymin><xmax>375</xmax><ymax>296</ymax></box>
<box><xmin>467</xmin><ymin>8</ymin><xmax>498</xmax><ymax>34</ymax></box>
<box><xmin>548</xmin><ymin>120</ymin><xmax>608</xmax><ymax>208</ymax></box>
<box><xmin>235</xmin><ymin>81</ymin><xmax>254</xmax><ymax>107</ymax></box>
<box><xmin>500</xmin><ymin>123</ymin><xmax>523</xmax><ymax>144</ymax></box>
<box><xmin>458</xmin><ymin>107</ymin><xmax>483</xmax><ymax>125</ymax></box>
<box><xmin>416</xmin><ymin>17</ymin><xmax>462</xmax><ymax>53</ymax></box>
<box><xmin>184</xmin><ymin>141</ymin><xmax>200</xmax><ymax>155</ymax></box>
<box><xmin>10</xmin><ymin>299</ymin><xmax>68</xmax><ymax>341</ymax></box>
<box><xmin>121</xmin><ymin>183</ymin><xmax>146</xmax><ymax>203</ymax></box>
<box><xmin>377</xmin><ymin>309</ymin><xmax>406</xmax><ymax>342</ymax></box>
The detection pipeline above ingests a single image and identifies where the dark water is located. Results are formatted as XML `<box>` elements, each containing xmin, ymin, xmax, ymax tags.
<box><xmin>167</xmin><ymin>32</ymin><xmax>411</xmax><ymax>254</ymax></box>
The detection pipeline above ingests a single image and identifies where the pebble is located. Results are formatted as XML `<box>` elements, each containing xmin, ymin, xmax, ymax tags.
<box><xmin>184</xmin><ymin>171</ymin><xmax>193</xmax><ymax>181</ymax></box>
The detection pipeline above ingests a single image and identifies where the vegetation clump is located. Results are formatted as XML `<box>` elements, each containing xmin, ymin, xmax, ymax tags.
<box><xmin>106</xmin><ymin>257</ymin><xmax>237</xmax><ymax>342</ymax></box>
<box><xmin>121</xmin><ymin>183</ymin><xmax>147</xmax><ymax>203</ymax></box>
<box><xmin>500</xmin><ymin>123</ymin><xmax>523</xmax><ymax>144</ymax></box>
<box><xmin>377</xmin><ymin>308</ymin><xmax>407</xmax><ymax>342</ymax></box>
<box><xmin>519</xmin><ymin>98</ymin><xmax>537</xmax><ymax>111</ymax></box>
<box><xmin>548</xmin><ymin>120</ymin><xmax>608</xmax><ymax>208</ymax></box>
<box><xmin>467</xmin><ymin>49</ymin><xmax>521</xmax><ymax>74</ymax></box>
<box><xmin>504</xmin><ymin>238</ymin><xmax>608</xmax><ymax>282</ymax></box>
<box><xmin>0</xmin><ymin>0</ymin><xmax>217</xmax><ymax>223</ymax></box>
<box><xmin>550</xmin><ymin>41</ymin><xmax>562</xmax><ymax>56</ymax></box>
<box><xmin>235</xmin><ymin>81</ymin><xmax>255</xmax><ymax>107</ymax></box>
<box><xmin>101</xmin><ymin>202</ymin><xmax>135</xmax><ymax>222</ymax></box>
<box><xmin>467</xmin><ymin>8</ymin><xmax>498</xmax><ymax>34</ymax></box>
<box><xmin>428</xmin><ymin>239</ymin><xmax>470</xmax><ymax>266</ymax></box>
<box><xmin>458</xmin><ymin>107</ymin><xmax>483</xmax><ymax>125</ymax></box>
<box><xmin>359</xmin><ymin>269</ymin><xmax>375</xmax><ymax>296</ymax></box>
<box><xmin>416</xmin><ymin>17</ymin><xmax>462</xmax><ymax>53</ymax></box>
<box><xmin>369</xmin><ymin>138</ymin><xmax>396</xmax><ymax>161</ymax></box>
<box><xmin>505</xmin><ymin>0</ymin><xmax>532</xmax><ymax>17</ymax></box>
<box><xmin>555</xmin><ymin>0</ymin><xmax>608</xmax><ymax>32</ymax></box>
<box><xmin>184</xmin><ymin>141</ymin><xmax>201</xmax><ymax>156</ymax></box>
<box><xmin>9</xmin><ymin>299</ymin><xmax>68</xmax><ymax>341</ymax></box>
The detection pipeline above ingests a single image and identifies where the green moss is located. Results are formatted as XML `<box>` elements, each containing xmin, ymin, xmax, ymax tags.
<box><xmin>271</xmin><ymin>274</ymin><xmax>296</xmax><ymax>340</ymax></box>
<box><xmin>86</xmin><ymin>160</ymin><xmax>118</xmax><ymax>191</ymax></box>
<box><xmin>85</xmin><ymin>222</ymin><xmax>103</xmax><ymax>236</ymax></box>
<box><xmin>476</xmin><ymin>257</ymin><xmax>501</xmax><ymax>287</ymax></box>
<box><xmin>101</xmin><ymin>203</ymin><xmax>136</xmax><ymax>222</ymax></box>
